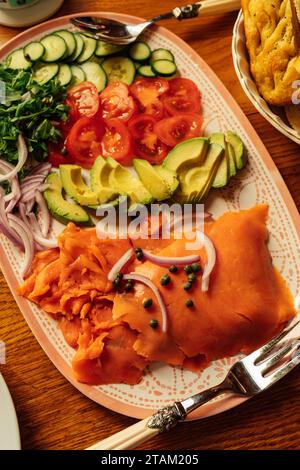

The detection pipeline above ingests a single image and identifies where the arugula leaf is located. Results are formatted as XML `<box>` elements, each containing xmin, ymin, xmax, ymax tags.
<box><xmin>0</xmin><ymin>64</ymin><xmax>69</xmax><ymax>165</ymax></box>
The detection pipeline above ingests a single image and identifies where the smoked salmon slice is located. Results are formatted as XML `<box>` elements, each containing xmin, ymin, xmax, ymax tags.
<box><xmin>18</xmin><ymin>205</ymin><xmax>296</xmax><ymax>385</ymax></box>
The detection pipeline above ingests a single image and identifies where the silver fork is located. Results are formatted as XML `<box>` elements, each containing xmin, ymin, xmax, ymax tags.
<box><xmin>86</xmin><ymin>320</ymin><xmax>300</xmax><ymax>450</ymax></box>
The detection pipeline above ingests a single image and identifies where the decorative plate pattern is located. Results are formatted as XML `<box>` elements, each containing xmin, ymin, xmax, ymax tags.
<box><xmin>232</xmin><ymin>11</ymin><xmax>300</xmax><ymax>145</ymax></box>
<box><xmin>0</xmin><ymin>12</ymin><xmax>299</xmax><ymax>420</ymax></box>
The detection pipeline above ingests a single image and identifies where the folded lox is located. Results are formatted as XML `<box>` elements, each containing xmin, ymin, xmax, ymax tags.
<box><xmin>18</xmin><ymin>205</ymin><xmax>296</xmax><ymax>385</ymax></box>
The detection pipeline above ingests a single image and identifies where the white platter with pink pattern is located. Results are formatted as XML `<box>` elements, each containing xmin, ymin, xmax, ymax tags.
<box><xmin>0</xmin><ymin>12</ymin><xmax>299</xmax><ymax>420</ymax></box>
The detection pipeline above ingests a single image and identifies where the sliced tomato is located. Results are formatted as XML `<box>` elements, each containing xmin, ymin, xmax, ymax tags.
<box><xmin>162</xmin><ymin>95</ymin><xmax>201</xmax><ymax>116</ymax></box>
<box><xmin>67</xmin><ymin>81</ymin><xmax>100</xmax><ymax>120</ymax></box>
<box><xmin>128</xmin><ymin>114</ymin><xmax>168</xmax><ymax>164</ymax></box>
<box><xmin>100</xmin><ymin>81</ymin><xmax>137</xmax><ymax>122</ymax></box>
<box><xmin>102</xmin><ymin>118</ymin><xmax>133</xmax><ymax>165</ymax></box>
<box><xmin>48</xmin><ymin>143</ymin><xmax>72</xmax><ymax>168</ymax></box>
<box><xmin>154</xmin><ymin>114</ymin><xmax>203</xmax><ymax>147</ymax></box>
<box><xmin>66</xmin><ymin>116</ymin><xmax>105</xmax><ymax>168</ymax></box>
<box><xmin>130</xmin><ymin>77</ymin><xmax>169</xmax><ymax>120</ymax></box>
<box><xmin>167</xmin><ymin>77</ymin><xmax>201</xmax><ymax>100</ymax></box>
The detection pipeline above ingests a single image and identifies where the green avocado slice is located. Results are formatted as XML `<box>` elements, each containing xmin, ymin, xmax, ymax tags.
<box><xmin>44</xmin><ymin>172</ymin><xmax>91</xmax><ymax>225</ymax></box>
<box><xmin>163</xmin><ymin>137</ymin><xmax>209</xmax><ymax>173</ymax></box>
<box><xmin>133</xmin><ymin>159</ymin><xmax>171</xmax><ymax>201</ymax></box>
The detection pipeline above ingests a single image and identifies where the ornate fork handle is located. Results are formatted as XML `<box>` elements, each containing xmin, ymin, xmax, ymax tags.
<box><xmin>150</xmin><ymin>3</ymin><xmax>201</xmax><ymax>23</ymax></box>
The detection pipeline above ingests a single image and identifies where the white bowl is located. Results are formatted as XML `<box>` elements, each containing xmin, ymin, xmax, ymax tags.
<box><xmin>232</xmin><ymin>10</ymin><xmax>300</xmax><ymax>145</ymax></box>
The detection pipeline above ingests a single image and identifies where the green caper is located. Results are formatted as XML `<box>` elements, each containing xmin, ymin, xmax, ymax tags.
<box><xmin>184</xmin><ymin>265</ymin><xmax>193</xmax><ymax>274</ymax></box>
<box><xmin>160</xmin><ymin>274</ymin><xmax>171</xmax><ymax>286</ymax></box>
<box><xmin>169</xmin><ymin>265</ymin><xmax>178</xmax><ymax>273</ymax></box>
<box><xmin>183</xmin><ymin>282</ymin><xmax>192</xmax><ymax>291</ymax></box>
<box><xmin>185</xmin><ymin>299</ymin><xmax>194</xmax><ymax>308</ymax></box>
<box><xmin>149</xmin><ymin>319</ymin><xmax>158</xmax><ymax>329</ymax></box>
<box><xmin>143</xmin><ymin>298</ymin><xmax>153</xmax><ymax>309</ymax></box>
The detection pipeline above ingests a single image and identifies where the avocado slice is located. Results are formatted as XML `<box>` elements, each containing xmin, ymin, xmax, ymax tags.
<box><xmin>227</xmin><ymin>141</ymin><xmax>237</xmax><ymax>177</ymax></box>
<box><xmin>90</xmin><ymin>156</ymin><xmax>119</xmax><ymax>204</ymax></box>
<box><xmin>163</xmin><ymin>137</ymin><xmax>209</xmax><ymax>173</ymax></box>
<box><xmin>107</xmin><ymin>158</ymin><xmax>154</xmax><ymax>207</ymax></box>
<box><xmin>174</xmin><ymin>143</ymin><xmax>224</xmax><ymax>203</ymax></box>
<box><xmin>225</xmin><ymin>131</ymin><xmax>247</xmax><ymax>170</ymax></box>
<box><xmin>59</xmin><ymin>165</ymin><xmax>99</xmax><ymax>206</ymax></box>
<box><xmin>133</xmin><ymin>159</ymin><xmax>172</xmax><ymax>201</ymax></box>
<box><xmin>44</xmin><ymin>172</ymin><xmax>91</xmax><ymax>225</ymax></box>
<box><xmin>210</xmin><ymin>133</ymin><xmax>229</xmax><ymax>189</ymax></box>
<box><xmin>154</xmin><ymin>165</ymin><xmax>179</xmax><ymax>194</ymax></box>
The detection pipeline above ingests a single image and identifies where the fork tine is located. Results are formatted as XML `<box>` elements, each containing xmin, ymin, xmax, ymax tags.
<box><xmin>263</xmin><ymin>345</ymin><xmax>300</xmax><ymax>388</ymax></box>
<box><xmin>260</xmin><ymin>339</ymin><xmax>300</xmax><ymax>375</ymax></box>
<box><xmin>250</xmin><ymin>320</ymin><xmax>300</xmax><ymax>363</ymax></box>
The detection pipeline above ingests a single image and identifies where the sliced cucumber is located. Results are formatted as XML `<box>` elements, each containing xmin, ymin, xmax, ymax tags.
<box><xmin>95</xmin><ymin>40</ymin><xmax>125</xmax><ymax>57</ymax></box>
<box><xmin>77</xmin><ymin>34</ymin><xmax>97</xmax><ymax>63</ymax></box>
<box><xmin>57</xmin><ymin>64</ymin><xmax>72</xmax><ymax>86</ymax></box>
<box><xmin>137</xmin><ymin>64</ymin><xmax>156</xmax><ymax>78</ymax></box>
<box><xmin>6</xmin><ymin>48</ymin><xmax>32</xmax><ymax>70</ymax></box>
<box><xmin>32</xmin><ymin>63</ymin><xmax>59</xmax><ymax>85</ymax></box>
<box><xmin>80</xmin><ymin>62</ymin><xmax>107</xmax><ymax>92</ymax></box>
<box><xmin>129</xmin><ymin>41</ymin><xmax>151</xmax><ymax>62</ymax></box>
<box><xmin>55</xmin><ymin>30</ymin><xmax>76</xmax><ymax>58</ymax></box>
<box><xmin>67</xmin><ymin>33</ymin><xmax>84</xmax><ymax>62</ymax></box>
<box><xmin>24</xmin><ymin>42</ymin><xmax>45</xmax><ymax>62</ymax></box>
<box><xmin>41</xmin><ymin>34</ymin><xmax>67</xmax><ymax>62</ymax></box>
<box><xmin>150</xmin><ymin>48</ymin><xmax>175</xmax><ymax>64</ymax></box>
<box><xmin>102</xmin><ymin>56</ymin><xmax>135</xmax><ymax>85</ymax></box>
<box><xmin>151</xmin><ymin>59</ymin><xmax>177</xmax><ymax>77</ymax></box>
<box><xmin>70</xmin><ymin>64</ymin><xmax>86</xmax><ymax>84</ymax></box>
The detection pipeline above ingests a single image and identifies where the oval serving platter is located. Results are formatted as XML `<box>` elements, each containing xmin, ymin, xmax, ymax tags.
<box><xmin>0</xmin><ymin>12</ymin><xmax>300</xmax><ymax>421</ymax></box>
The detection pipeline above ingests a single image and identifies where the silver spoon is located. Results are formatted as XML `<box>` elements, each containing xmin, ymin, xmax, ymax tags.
<box><xmin>71</xmin><ymin>0</ymin><xmax>241</xmax><ymax>45</ymax></box>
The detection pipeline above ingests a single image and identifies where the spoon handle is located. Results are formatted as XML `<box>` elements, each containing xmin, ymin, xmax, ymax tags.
<box><xmin>151</xmin><ymin>0</ymin><xmax>240</xmax><ymax>23</ymax></box>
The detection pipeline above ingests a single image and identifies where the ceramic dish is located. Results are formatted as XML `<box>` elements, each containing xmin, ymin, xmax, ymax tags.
<box><xmin>232</xmin><ymin>10</ymin><xmax>300</xmax><ymax>145</ymax></box>
<box><xmin>0</xmin><ymin>374</ymin><xmax>20</xmax><ymax>450</ymax></box>
<box><xmin>0</xmin><ymin>11</ymin><xmax>299</xmax><ymax>420</ymax></box>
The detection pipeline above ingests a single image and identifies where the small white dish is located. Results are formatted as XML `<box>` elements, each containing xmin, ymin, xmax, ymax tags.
<box><xmin>232</xmin><ymin>10</ymin><xmax>300</xmax><ymax>145</ymax></box>
<box><xmin>0</xmin><ymin>373</ymin><xmax>21</xmax><ymax>450</ymax></box>
<box><xmin>0</xmin><ymin>0</ymin><xmax>64</xmax><ymax>28</ymax></box>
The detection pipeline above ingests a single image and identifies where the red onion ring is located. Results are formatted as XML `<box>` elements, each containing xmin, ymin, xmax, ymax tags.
<box><xmin>142</xmin><ymin>249</ymin><xmax>200</xmax><ymax>267</ymax></box>
<box><xmin>0</xmin><ymin>135</ymin><xmax>27</xmax><ymax>183</ymax></box>
<box><xmin>123</xmin><ymin>273</ymin><xmax>168</xmax><ymax>333</ymax></box>
<box><xmin>35</xmin><ymin>191</ymin><xmax>51</xmax><ymax>237</ymax></box>
<box><xmin>7</xmin><ymin>213</ymin><xmax>34</xmax><ymax>277</ymax></box>
<box><xmin>107</xmin><ymin>248</ymin><xmax>134</xmax><ymax>281</ymax></box>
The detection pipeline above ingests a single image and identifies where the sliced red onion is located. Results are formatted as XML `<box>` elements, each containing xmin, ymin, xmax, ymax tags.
<box><xmin>142</xmin><ymin>249</ymin><xmax>200</xmax><ymax>267</ymax></box>
<box><xmin>200</xmin><ymin>233</ymin><xmax>216</xmax><ymax>292</ymax></box>
<box><xmin>0</xmin><ymin>134</ymin><xmax>27</xmax><ymax>183</ymax></box>
<box><xmin>35</xmin><ymin>190</ymin><xmax>50</xmax><ymax>237</ymax></box>
<box><xmin>0</xmin><ymin>161</ymin><xmax>21</xmax><ymax>213</ymax></box>
<box><xmin>107</xmin><ymin>248</ymin><xmax>134</xmax><ymax>282</ymax></box>
<box><xmin>123</xmin><ymin>273</ymin><xmax>168</xmax><ymax>333</ymax></box>
<box><xmin>7</xmin><ymin>213</ymin><xmax>34</xmax><ymax>277</ymax></box>
<box><xmin>0</xmin><ymin>189</ymin><xmax>23</xmax><ymax>248</ymax></box>
<box><xmin>27</xmin><ymin>162</ymin><xmax>51</xmax><ymax>177</ymax></box>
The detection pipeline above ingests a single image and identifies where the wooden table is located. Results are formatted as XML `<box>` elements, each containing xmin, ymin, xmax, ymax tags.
<box><xmin>0</xmin><ymin>0</ymin><xmax>300</xmax><ymax>451</ymax></box>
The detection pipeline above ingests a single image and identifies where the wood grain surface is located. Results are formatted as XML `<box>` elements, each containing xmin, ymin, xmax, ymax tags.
<box><xmin>0</xmin><ymin>0</ymin><xmax>300</xmax><ymax>451</ymax></box>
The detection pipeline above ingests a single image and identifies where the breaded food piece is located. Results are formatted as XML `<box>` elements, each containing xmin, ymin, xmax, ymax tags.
<box><xmin>242</xmin><ymin>0</ymin><xmax>300</xmax><ymax>105</ymax></box>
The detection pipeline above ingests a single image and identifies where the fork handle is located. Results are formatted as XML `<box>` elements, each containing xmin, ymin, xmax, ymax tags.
<box><xmin>86</xmin><ymin>384</ymin><xmax>227</xmax><ymax>450</ymax></box>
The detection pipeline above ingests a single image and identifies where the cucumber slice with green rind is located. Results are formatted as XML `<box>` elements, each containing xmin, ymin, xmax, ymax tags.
<box><xmin>95</xmin><ymin>40</ymin><xmax>125</xmax><ymax>57</ymax></box>
<box><xmin>137</xmin><ymin>64</ymin><xmax>156</xmax><ymax>77</ymax></box>
<box><xmin>67</xmin><ymin>33</ymin><xmax>84</xmax><ymax>62</ymax></box>
<box><xmin>6</xmin><ymin>48</ymin><xmax>32</xmax><ymax>70</ymax></box>
<box><xmin>57</xmin><ymin>64</ymin><xmax>72</xmax><ymax>86</ymax></box>
<box><xmin>24</xmin><ymin>42</ymin><xmax>45</xmax><ymax>62</ymax></box>
<box><xmin>70</xmin><ymin>64</ymin><xmax>86</xmax><ymax>84</ymax></box>
<box><xmin>54</xmin><ymin>30</ymin><xmax>76</xmax><ymax>59</ymax></box>
<box><xmin>32</xmin><ymin>63</ymin><xmax>59</xmax><ymax>85</ymax></box>
<box><xmin>150</xmin><ymin>48</ymin><xmax>175</xmax><ymax>63</ymax></box>
<box><xmin>102</xmin><ymin>56</ymin><xmax>136</xmax><ymax>85</ymax></box>
<box><xmin>76</xmin><ymin>34</ymin><xmax>97</xmax><ymax>63</ymax></box>
<box><xmin>40</xmin><ymin>34</ymin><xmax>67</xmax><ymax>62</ymax></box>
<box><xmin>129</xmin><ymin>41</ymin><xmax>151</xmax><ymax>61</ymax></box>
<box><xmin>80</xmin><ymin>62</ymin><xmax>107</xmax><ymax>92</ymax></box>
<box><xmin>151</xmin><ymin>59</ymin><xmax>177</xmax><ymax>77</ymax></box>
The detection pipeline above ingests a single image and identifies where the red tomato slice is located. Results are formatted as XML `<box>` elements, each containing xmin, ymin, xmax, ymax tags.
<box><xmin>162</xmin><ymin>95</ymin><xmax>201</xmax><ymax>116</ymax></box>
<box><xmin>48</xmin><ymin>144</ymin><xmax>72</xmax><ymax>168</ymax></box>
<box><xmin>128</xmin><ymin>114</ymin><xmax>169</xmax><ymax>164</ymax></box>
<box><xmin>67</xmin><ymin>81</ymin><xmax>100</xmax><ymax>120</ymax></box>
<box><xmin>66</xmin><ymin>116</ymin><xmax>105</xmax><ymax>169</ymax></box>
<box><xmin>102</xmin><ymin>118</ymin><xmax>133</xmax><ymax>165</ymax></box>
<box><xmin>130</xmin><ymin>77</ymin><xmax>169</xmax><ymax>119</ymax></box>
<box><xmin>100</xmin><ymin>81</ymin><xmax>137</xmax><ymax>122</ymax></box>
<box><xmin>167</xmin><ymin>78</ymin><xmax>201</xmax><ymax>100</ymax></box>
<box><xmin>154</xmin><ymin>114</ymin><xmax>203</xmax><ymax>147</ymax></box>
